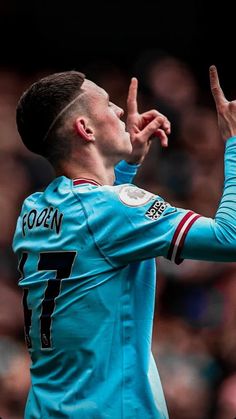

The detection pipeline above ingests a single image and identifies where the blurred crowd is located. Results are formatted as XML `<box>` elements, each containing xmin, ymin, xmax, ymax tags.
<box><xmin>1</xmin><ymin>51</ymin><xmax>236</xmax><ymax>418</ymax></box>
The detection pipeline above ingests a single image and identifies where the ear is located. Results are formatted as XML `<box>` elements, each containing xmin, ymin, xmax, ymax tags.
<box><xmin>74</xmin><ymin>117</ymin><xmax>95</xmax><ymax>142</ymax></box>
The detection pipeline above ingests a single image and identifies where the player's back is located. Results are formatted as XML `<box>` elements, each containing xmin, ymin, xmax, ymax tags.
<box><xmin>13</xmin><ymin>175</ymin><xmax>168</xmax><ymax>419</ymax></box>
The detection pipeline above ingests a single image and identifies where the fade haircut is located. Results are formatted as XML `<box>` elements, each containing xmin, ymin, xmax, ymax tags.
<box><xmin>16</xmin><ymin>71</ymin><xmax>85</xmax><ymax>166</ymax></box>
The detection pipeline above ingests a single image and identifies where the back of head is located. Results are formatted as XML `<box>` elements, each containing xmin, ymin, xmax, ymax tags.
<box><xmin>16</xmin><ymin>71</ymin><xmax>85</xmax><ymax>165</ymax></box>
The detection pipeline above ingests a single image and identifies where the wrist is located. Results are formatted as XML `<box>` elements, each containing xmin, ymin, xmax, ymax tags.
<box><xmin>126</xmin><ymin>154</ymin><xmax>145</xmax><ymax>165</ymax></box>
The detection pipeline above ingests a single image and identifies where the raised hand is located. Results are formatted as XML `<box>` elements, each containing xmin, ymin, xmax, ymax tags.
<box><xmin>126</xmin><ymin>77</ymin><xmax>171</xmax><ymax>164</ymax></box>
<box><xmin>210</xmin><ymin>65</ymin><xmax>236</xmax><ymax>141</ymax></box>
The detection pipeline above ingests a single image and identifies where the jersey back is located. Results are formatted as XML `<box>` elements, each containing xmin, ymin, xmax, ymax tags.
<box><xmin>13</xmin><ymin>175</ymin><xmax>198</xmax><ymax>419</ymax></box>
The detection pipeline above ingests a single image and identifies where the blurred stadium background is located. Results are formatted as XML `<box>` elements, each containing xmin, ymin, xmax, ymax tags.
<box><xmin>1</xmin><ymin>1</ymin><xmax>236</xmax><ymax>418</ymax></box>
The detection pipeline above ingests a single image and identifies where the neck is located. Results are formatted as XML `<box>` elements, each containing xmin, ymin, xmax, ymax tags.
<box><xmin>56</xmin><ymin>151</ymin><xmax>116</xmax><ymax>186</ymax></box>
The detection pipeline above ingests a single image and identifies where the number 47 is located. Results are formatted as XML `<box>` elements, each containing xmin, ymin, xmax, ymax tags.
<box><xmin>18</xmin><ymin>251</ymin><xmax>76</xmax><ymax>349</ymax></box>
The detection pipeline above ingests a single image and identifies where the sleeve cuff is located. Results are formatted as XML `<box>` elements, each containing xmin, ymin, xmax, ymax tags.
<box><xmin>115</xmin><ymin>160</ymin><xmax>141</xmax><ymax>176</ymax></box>
<box><xmin>226</xmin><ymin>136</ymin><xmax>236</xmax><ymax>149</ymax></box>
<box><xmin>167</xmin><ymin>211</ymin><xmax>201</xmax><ymax>264</ymax></box>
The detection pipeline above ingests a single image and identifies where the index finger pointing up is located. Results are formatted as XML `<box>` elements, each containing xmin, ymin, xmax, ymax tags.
<box><xmin>209</xmin><ymin>65</ymin><xmax>227</xmax><ymax>106</ymax></box>
<box><xmin>127</xmin><ymin>77</ymin><xmax>138</xmax><ymax>114</ymax></box>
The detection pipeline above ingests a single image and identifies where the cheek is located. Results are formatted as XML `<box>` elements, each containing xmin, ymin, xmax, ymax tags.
<box><xmin>102</xmin><ymin>117</ymin><xmax>121</xmax><ymax>137</ymax></box>
<box><xmin>93</xmin><ymin>109</ymin><xmax>123</xmax><ymax>140</ymax></box>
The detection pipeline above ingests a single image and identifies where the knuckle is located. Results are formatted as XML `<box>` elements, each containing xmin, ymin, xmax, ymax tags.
<box><xmin>150</xmin><ymin>109</ymin><xmax>159</xmax><ymax>115</ymax></box>
<box><xmin>229</xmin><ymin>101</ymin><xmax>236</xmax><ymax>110</ymax></box>
<box><xmin>218</xmin><ymin>103</ymin><xmax>227</xmax><ymax>114</ymax></box>
<box><xmin>155</xmin><ymin>116</ymin><xmax>163</xmax><ymax>125</ymax></box>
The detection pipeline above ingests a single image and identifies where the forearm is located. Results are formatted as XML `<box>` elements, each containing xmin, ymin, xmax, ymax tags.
<box><xmin>182</xmin><ymin>137</ymin><xmax>236</xmax><ymax>262</ymax></box>
<box><xmin>215</xmin><ymin>137</ymin><xmax>236</xmax><ymax>226</ymax></box>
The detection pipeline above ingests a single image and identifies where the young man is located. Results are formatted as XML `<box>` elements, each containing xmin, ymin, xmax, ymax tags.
<box><xmin>13</xmin><ymin>66</ymin><xmax>236</xmax><ymax>418</ymax></box>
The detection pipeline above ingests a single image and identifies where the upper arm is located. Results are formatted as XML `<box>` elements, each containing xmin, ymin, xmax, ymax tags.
<box><xmin>84</xmin><ymin>185</ymin><xmax>200</xmax><ymax>266</ymax></box>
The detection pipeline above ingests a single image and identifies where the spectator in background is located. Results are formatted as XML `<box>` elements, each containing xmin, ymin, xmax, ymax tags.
<box><xmin>134</xmin><ymin>49</ymin><xmax>199</xmax><ymax>145</ymax></box>
<box><xmin>133</xmin><ymin>50</ymin><xmax>200</xmax><ymax>202</ymax></box>
<box><xmin>215</xmin><ymin>373</ymin><xmax>236</xmax><ymax>419</ymax></box>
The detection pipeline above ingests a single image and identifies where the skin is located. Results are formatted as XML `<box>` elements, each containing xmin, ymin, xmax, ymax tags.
<box><xmin>126</xmin><ymin>77</ymin><xmax>170</xmax><ymax>163</ymax></box>
<box><xmin>60</xmin><ymin>66</ymin><xmax>234</xmax><ymax>186</ymax></box>
<box><xmin>60</xmin><ymin>77</ymin><xmax>171</xmax><ymax>185</ymax></box>
<box><xmin>209</xmin><ymin>65</ymin><xmax>236</xmax><ymax>141</ymax></box>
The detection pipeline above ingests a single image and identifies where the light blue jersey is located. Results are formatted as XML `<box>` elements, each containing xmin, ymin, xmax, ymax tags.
<box><xmin>13</xmin><ymin>139</ymin><xmax>236</xmax><ymax>419</ymax></box>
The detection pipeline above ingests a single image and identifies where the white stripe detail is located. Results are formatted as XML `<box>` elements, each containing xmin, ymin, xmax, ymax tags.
<box><xmin>171</xmin><ymin>213</ymin><xmax>197</xmax><ymax>262</ymax></box>
<box><xmin>74</xmin><ymin>178</ymin><xmax>99</xmax><ymax>186</ymax></box>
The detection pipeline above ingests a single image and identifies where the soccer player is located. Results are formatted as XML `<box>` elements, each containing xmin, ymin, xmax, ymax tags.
<box><xmin>13</xmin><ymin>65</ymin><xmax>236</xmax><ymax>419</ymax></box>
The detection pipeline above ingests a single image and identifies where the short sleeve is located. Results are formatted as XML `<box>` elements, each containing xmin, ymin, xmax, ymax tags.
<box><xmin>78</xmin><ymin>184</ymin><xmax>201</xmax><ymax>267</ymax></box>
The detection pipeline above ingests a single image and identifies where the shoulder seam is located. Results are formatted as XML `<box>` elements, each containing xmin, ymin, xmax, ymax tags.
<box><xmin>71</xmin><ymin>184</ymin><xmax>116</xmax><ymax>268</ymax></box>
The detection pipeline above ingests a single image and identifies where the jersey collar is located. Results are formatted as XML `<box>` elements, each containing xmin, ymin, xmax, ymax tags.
<box><xmin>73</xmin><ymin>177</ymin><xmax>101</xmax><ymax>187</ymax></box>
